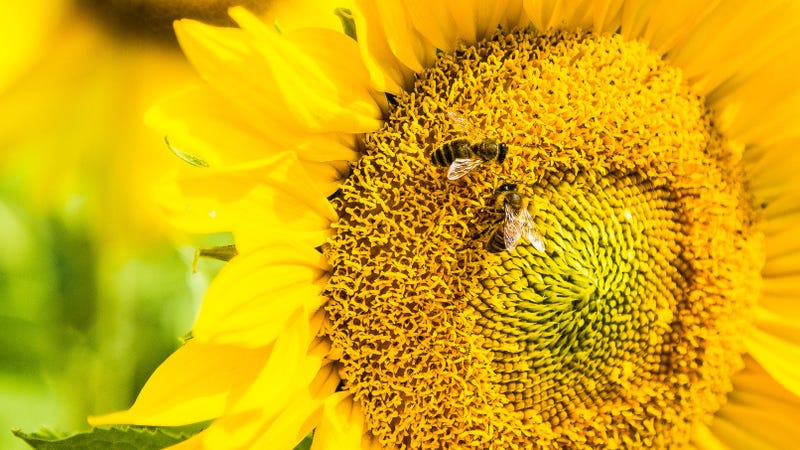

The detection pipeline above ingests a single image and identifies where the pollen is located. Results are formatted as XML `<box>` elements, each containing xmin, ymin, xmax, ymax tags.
<box><xmin>322</xmin><ymin>30</ymin><xmax>763</xmax><ymax>449</ymax></box>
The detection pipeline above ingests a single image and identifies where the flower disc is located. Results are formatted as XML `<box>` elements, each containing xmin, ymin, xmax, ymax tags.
<box><xmin>323</xmin><ymin>30</ymin><xmax>763</xmax><ymax>448</ymax></box>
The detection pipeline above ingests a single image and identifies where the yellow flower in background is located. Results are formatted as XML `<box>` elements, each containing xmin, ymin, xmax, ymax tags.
<box><xmin>91</xmin><ymin>0</ymin><xmax>800</xmax><ymax>448</ymax></box>
<box><xmin>0</xmin><ymin>0</ymin><xmax>278</xmax><ymax>253</ymax></box>
<box><xmin>0</xmin><ymin>2</ymin><xmax>275</xmax><ymax>449</ymax></box>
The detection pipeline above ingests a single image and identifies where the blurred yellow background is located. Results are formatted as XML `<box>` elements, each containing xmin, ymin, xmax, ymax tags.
<box><xmin>0</xmin><ymin>1</ymin><xmax>255</xmax><ymax>448</ymax></box>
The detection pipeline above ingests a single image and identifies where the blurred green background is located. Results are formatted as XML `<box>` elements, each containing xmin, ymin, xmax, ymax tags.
<box><xmin>0</xmin><ymin>1</ymin><xmax>259</xmax><ymax>448</ymax></box>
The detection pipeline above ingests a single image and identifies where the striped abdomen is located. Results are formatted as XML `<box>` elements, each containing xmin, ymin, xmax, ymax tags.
<box><xmin>431</xmin><ymin>138</ymin><xmax>473</xmax><ymax>166</ymax></box>
<box><xmin>485</xmin><ymin>223</ymin><xmax>508</xmax><ymax>253</ymax></box>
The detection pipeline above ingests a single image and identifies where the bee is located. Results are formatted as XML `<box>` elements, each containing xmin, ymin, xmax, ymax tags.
<box><xmin>430</xmin><ymin>110</ymin><xmax>509</xmax><ymax>180</ymax></box>
<box><xmin>486</xmin><ymin>183</ymin><xmax>546</xmax><ymax>253</ymax></box>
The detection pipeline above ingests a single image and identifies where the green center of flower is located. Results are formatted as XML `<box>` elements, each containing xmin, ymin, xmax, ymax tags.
<box><xmin>323</xmin><ymin>30</ymin><xmax>763</xmax><ymax>448</ymax></box>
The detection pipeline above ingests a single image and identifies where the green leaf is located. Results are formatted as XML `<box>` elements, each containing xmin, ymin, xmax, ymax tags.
<box><xmin>293</xmin><ymin>431</ymin><xmax>314</xmax><ymax>450</ymax></box>
<box><xmin>192</xmin><ymin>244</ymin><xmax>238</xmax><ymax>273</ymax></box>
<box><xmin>164</xmin><ymin>136</ymin><xmax>209</xmax><ymax>168</ymax></box>
<box><xmin>13</xmin><ymin>423</ymin><xmax>208</xmax><ymax>450</ymax></box>
<box><xmin>334</xmin><ymin>8</ymin><xmax>357</xmax><ymax>40</ymax></box>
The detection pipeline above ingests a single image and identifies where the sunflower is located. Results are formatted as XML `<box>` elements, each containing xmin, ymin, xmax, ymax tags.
<box><xmin>91</xmin><ymin>0</ymin><xmax>800</xmax><ymax>448</ymax></box>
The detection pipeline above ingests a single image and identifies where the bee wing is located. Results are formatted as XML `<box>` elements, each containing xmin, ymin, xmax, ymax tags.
<box><xmin>446</xmin><ymin>109</ymin><xmax>489</xmax><ymax>141</ymax></box>
<box><xmin>503</xmin><ymin>203</ymin><xmax>525</xmax><ymax>251</ymax></box>
<box><xmin>517</xmin><ymin>207</ymin><xmax>546</xmax><ymax>252</ymax></box>
<box><xmin>527</xmin><ymin>226</ymin><xmax>546</xmax><ymax>252</ymax></box>
<box><xmin>447</xmin><ymin>158</ymin><xmax>485</xmax><ymax>180</ymax></box>
<box><xmin>447</xmin><ymin>110</ymin><xmax>470</xmax><ymax>129</ymax></box>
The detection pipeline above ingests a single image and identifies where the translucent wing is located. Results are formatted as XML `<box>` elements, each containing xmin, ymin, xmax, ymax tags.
<box><xmin>446</xmin><ymin>109</ymin><xmax>489</xmax><ymax>141</ymax></box>
<box><xmin>526</xmin><ymin>225</ymin><xmax>546</xmax><ymax>252</ymax></box>
<box><xmin>447</xmin><ymin>158</ymin><xmax>485</xmax><ymax>180</ymax></box>
<box><xmin>517</xmin><ymin>207</ymin><xmax>546</xmax><ymax>252</ymax></box>
<box><xmin>503</xmin><ymin>203</ymin><xmax>525</xmax><ymax>251</ymax></box>
<box><xmin>447</xmin><ymin>109</ymin><xmax>470</xmax><ymax>130</ymax></box>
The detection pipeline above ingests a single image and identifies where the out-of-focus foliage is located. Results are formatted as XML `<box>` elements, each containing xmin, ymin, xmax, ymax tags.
<box><xmin>0</xmin><ymin>1</ymin><xmax>242</xmax><ymax>449</ymax></box>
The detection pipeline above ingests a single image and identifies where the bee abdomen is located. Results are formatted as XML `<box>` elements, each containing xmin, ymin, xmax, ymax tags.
<box><xmin>486</xmin><ymin>226</ymin><xmax>507</xmax><ymax>253</ymax></box>
<box><xmin>431</xmin><ymin>138</ymin><xmax>471</xmax><ymax>166</ymax></box>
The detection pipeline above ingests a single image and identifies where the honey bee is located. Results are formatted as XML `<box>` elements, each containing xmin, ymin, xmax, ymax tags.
<box><xmin>430</xmin><ymin>110</ymin><xmax>508</xmax><ymax>180</ymax></box>
<box><xmin>486</xmin><ymin>183</ymin><xmax>546</xmax><ymax>253</ymax></box>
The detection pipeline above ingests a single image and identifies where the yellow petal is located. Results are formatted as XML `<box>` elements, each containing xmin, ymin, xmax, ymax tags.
<box><xmin>703</xmin><ymin>356</ymin><xmax>800</xmax><ymax>449</ymax></box>
<box><xmin>147</xmin><ymin>86</ymin><xmax>360</xmax><ymax>168</ymax></box>
<box><xmin>762</xmin><ymin>244</ymin><xmax>800</xmax><ymax>277</ymax></box>
<box><xmin>619</xmin><ymin>0</ymin><xmax>718</xmax><ymax>55</ymax></box>
<box><xmin>753</xmin><ymin>304</ymin><xmax>800</xmax><ymax>354</ymax></box>
<box><xmin>713</xmin><ymin>74</ymin><xmax>800</xmax><ymax>149</ymax></box>
<box><xmin>745</xmin><ymin>328</ymin><xmax>800</xmax><ymax>398</ymax></box>
<box><xmin>757</xmin><ymin>294</ymin><xmax>800</xmax><ymax>335</ymax></box>
<box><xmin>311</xmin><ymin>393</ymin><xmax>367</xmax><ymax>450</ymax></box>
<box><xmin>747</xmin><ymin>139</ymin><xmax>800</xmax><ymax>207</ymax></box>
<box><xmin>669</xmin><ymin>0</ymin><xmax>800</xmax><ymax>96</ymax></box>
<box><xmin>155</xmin><ymin>151</ymin><xmax>336</xmax><ymax>250</ymax></box>
<box><xmin>246</xmin><ymin>364</ymin><xmax>340</xmax><ymax>448</ymax></box>
<box><xmin>692</xmin><ymin>423</ymin><xmax>728</xmax><ymax>450</ymax></box>
<box><xmin>173</xmin><ymin>329</ymin><xmax>340</xmax><ymax>449</ymax></box>
<box><xmin>352</xmin><ymin>0</ymin><xmax>413</xmax><ymax>94</ymax></box>
<box><xmin>373</xmin><ymin>1</ymin><xmax>436</xmax><ymax>73</ymax></box>
<box><xmin>524</xmin><ymin>0</ymin><xmax>622</xmax><ymax>33</ymax></box>
<box><xmin>193</xmin><ymin>244</ymin><xmax>329</xmax><ymax>347</ymax></box>
<box><xmin>405</xmin><ymin>0</ymin><xmax>521</xmax><ymax>50</ymax></box>
<box><xmin>230</xmin><ymin>7</ymin><xmax>382</xmax><ymax>131</ymax></box>
<box><xmin>89</xmin><ymin>341</ymin><xmax>268</xmax><ymax>426</ymax></box>
<box><xmin>466</xmin><ymin>0</ymin><xmax>514</xmax><ymax>41</ymax></box>
<box><xmin>175</xmin><ymin>9</ymin><xmax>382</xmax><ymax>135</ymax></box>
<box><xmin>403</xmin><ymin>0</ymin><xmax>461</xmax><ymax>52</ymax></box>
<box><xmin>500</xmin><ymin>0</ymin><xmax>533</xmax><ymax>32</ymax></box>
<box><xmin>261</xmin><ymin>0</ymin><xmax>356</xmax><ymax>33</ymax></box>
<box><xmin>762</xmin><ymin>273</ymin><xmax>800</xmax><ymax>299</ymax></box>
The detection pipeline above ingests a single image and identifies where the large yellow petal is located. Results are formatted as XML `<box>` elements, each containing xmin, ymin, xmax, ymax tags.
<box><xmin>403</xmin><ymin>0</ymin><xmax>462</xmax><ymax>52</ymax></box>
<box><xmin>311</xmin><ymin>393</ymin><xmax>367</xmax><ymax>450</ymax></box>
<box><xmin>404</xmin><ymin>0</ymin><xmax>525</xmax><ymax>52</ymax></box>
<box><xmin>155</xmin><ymin>151</ymin><xmax>336</xmax><ymax>251</ymax></box>
<box><xmin>746</xmin><ymin>139</ymin><xmax>800</xmax><ymax>212</ymax></box>
<box><xmin>692</xmin><ymin>423</ymin><xmax>728</xmax><ymax>450</ymax></box>
<box><xmin>352</xmin><ymin>0</ymin><xmax>414</xmax><ymax>94</ymax></box>
<box><xmin>245</xmin><ymin>364</ymin><xmax>339</xmax><ymax>449</ymax></box>
<box><xmin>745</xmin><ymin>328</ymin><xmax>800</xmax><ymax>398</ymax></box>
<box><xmin>372</xmin><ymin>1</ymin><xmax>436</xmax><ymax>73</ymax></box>
<box><xmin>668</xmin><ymin>0</ymin><xmax>800</xmax><ymax>96</ymax></box>
<box><xmin>147</xmin><ymin>86</ymin><xmax>359</xmax><ymax>169</ymax></box>
<box><xmin>618</xmin><ymin>0</ymin><xmax>718</xmax><ymax>55</ymax></box>
<box><xmin>708</xmin><ymin>56</ymin><xmax>800</xmax><ymax>147</ymax></box>
<box><xmin>523</xmin><ymin>0</ymin><xmax>624</xmax><ymax>33</ymax></box>
<box><xmin>261</xmin><ymin>0</ymin><xmax>356</xmax><ymax>33</ymax></box>
<box><xmin>702</xmin><ymin>356</ymin><xmax>800</xmax><ymax>449</ymax></box>
<box><xmin>753</xmin><ymin>304</ymin><xmax>800</xmax><ymax>348</ymax></box>
<box><xmin>231</xmin><ymin>7</ymin><xmax>382</xmax><ymax>130</ymax></box>
<box><xmin>88</xmin><ymin>341</ymin><xmax>268</xmax><ymax>426</ymax></box>
<box><xmin>192</xmin><ymin>244</ymin><xmax>329</xmax><ymax>347</ymax></box>
<box><xmin>170</xmin><ymin>320</ymin><xmax>339</xmax><ymax>449</ymax></box>
<box><xmin>175</xmin><ymin>8</ymin><xmax>382</xmax><ymax>135</ymax></box>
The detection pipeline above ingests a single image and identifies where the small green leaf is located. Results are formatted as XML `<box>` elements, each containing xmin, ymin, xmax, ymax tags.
<box><xmin>334</xmin><ymin>8</ymin><xmax>357</xmax><ymax>40</ymax></box>
<box><xmin>293</xmin><ymin>431</ymin><xmax>314</xmax><ymax>450</ymax></box>
<box><xmin>164</xmin><ymin>136</ymin><xmax>209</xmax><ymax>168</ymax></box>
<box><xmin>192</xmin><ymin>244</ymin><xmax>238</xmax><ymax>273</ymax></box>
<box><xmin>13</xmin><ymin>423</ymin><xmax>208</xmax><ymax>450</ymax></box>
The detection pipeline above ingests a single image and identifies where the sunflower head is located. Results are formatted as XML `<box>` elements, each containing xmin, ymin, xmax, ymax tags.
<box><xmin>321</xmin><ymin>27</ymin><xmax>763</xmax><ymax>448</ymax></box>
<box><xmin>88</xmin><ymin>2</ymin><xmax>800</xmax><ymax>449</ymax></box>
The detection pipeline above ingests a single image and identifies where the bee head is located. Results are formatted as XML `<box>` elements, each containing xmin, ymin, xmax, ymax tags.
<box><xmin>497</xmin><ymin>143</ymin><xmax>509</xmax><ymax>163</ymax></box>
<box><xmin>497</xmin><ymin>183</ymin><xmax>518</xmax><ymax>193</ymax></box>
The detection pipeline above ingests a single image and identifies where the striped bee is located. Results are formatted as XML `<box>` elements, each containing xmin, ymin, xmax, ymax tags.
<box><xmin>486</xmin><ymin>183</ymin><xmax>545</xmax><ymax>253</ymax></box>
<box><xmin>430</xmin><ymin>110</ymin><xmax>508</xmax><ymax>180</ymax></box>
